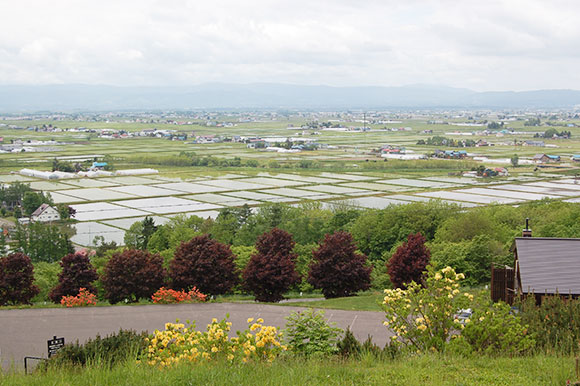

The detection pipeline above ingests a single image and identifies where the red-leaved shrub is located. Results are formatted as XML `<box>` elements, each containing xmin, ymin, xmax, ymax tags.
<box><xmin>49</xmin><ymin>251</ymin><xmax>98</xmax><ymax>303</ymax></box>
<box><xmin>102</xmin><ymin>249</ymin><xmax>166</xmax><ymax>304</ymax></box>
<box><xmin>0</xmin><ymin>252</ymin><xmax>39</xmax><ymax>305</ymax></box>
<box><xmin>243</xmin><ymin>228</ymin><xmax>299</xmax><ymax>302</ymax></box>
<box><xmin>388</xmin><ymin>232</ymin><xmax>431</xmax><ymax>289</ymax></box>
<box><xmin>169</xmin><ymin>234</ymin><xmax>238</xmax><ymax>296</ymax></box>
<box><xmin>308</xmin><ymin>231</ymin><xmax>372</xmax><ymax>298</ymax></box>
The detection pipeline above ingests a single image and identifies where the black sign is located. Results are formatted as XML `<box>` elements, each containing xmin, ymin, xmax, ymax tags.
<box><xmin>47</xmin><ymin>336</ymin><xmax>65</xmax><ymax>358</ymax></box>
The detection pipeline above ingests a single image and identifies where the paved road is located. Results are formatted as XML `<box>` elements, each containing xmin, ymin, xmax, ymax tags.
<box><xmin>0</xmin><ymin>303</ymin><xmax>388</xmax><ymax>370</ymax></box>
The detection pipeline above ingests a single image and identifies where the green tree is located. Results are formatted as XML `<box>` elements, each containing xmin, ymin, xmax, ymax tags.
<box><xmin>13</xmin><ymin>222</ymin><xmax>74</xmax><ymax>262</ymax></box>
<box><xmin>21</xmin><ymin>191</ymin><xmax>54</xmax><ymax>216</ymax></box>
<box><xmin>511</xmin><ymin>154</ymin><xmax>519</xmax><ymax>168</ymax></box>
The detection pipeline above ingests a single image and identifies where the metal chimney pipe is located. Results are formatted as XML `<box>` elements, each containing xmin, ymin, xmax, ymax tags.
<box><xmin>522</xmin><ymin>218</ymin><xmax>532</xmax><ymax>237</ymax></box>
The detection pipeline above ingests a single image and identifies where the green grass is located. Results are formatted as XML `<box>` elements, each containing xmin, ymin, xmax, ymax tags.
<box><xmin>0</xmin><ymin>353</ymin><xmax>574</xmax><ymax>385</ymax></box>
<box><xmin>278</xmin><ymin>292</ymin><xmax>384</xmax><ymax>312</ymax></box>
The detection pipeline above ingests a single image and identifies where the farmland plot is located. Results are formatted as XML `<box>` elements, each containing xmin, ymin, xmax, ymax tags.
<box><xmin>152</xmin><ymin>182</ymin><xmax>229</xmax><ymax>194</ymax></box>
<box><xmin>115</xmin><ymin>196</ymin><xmax>222</xmax><ymax>214</ymax></box>
<box><xmin>460</xmin><ymin>187</ymin><xmax>561</xmax><ymax>200</ymax></box>
<box><xmin>375</xmin><ymin>178</ymin><xmax>459</xmax><ymax>189</ymax></box>
<box><xmin>220</xmin><ymin>190</ymin><xmax>298</xmax><ymax>203</ymax></box>
<box><xmin>106</xmin><ymin>184</ymin><xmax>185</xmax><ymax>197</ymax></box>
<box><xmin>70</xmin><ymin>202</ymin><xmax>149</xmax><ymax>221</ymax></box>
<box><xmin>101</xmin><ymin>215</ymin><xmax>171</xmax><ymax>230</ymax></box>
<box><xmin>416</xmin><ymin>191</ymin><xmax>522</xmax><ymax>204</ymax></box>
<box><xmin>72</xmin><ymin>222</ymin><xmax>125</xmax><ymax>246</ymax></box>
<box><xmin>196</xmin><ymin>179</ymin><xmax>271</xmax><ymax>191</ymax></box>
<box><xmin>59</xmin><ymin>188</ymin><xmax>137</xmax><ymax>201</ymax></box>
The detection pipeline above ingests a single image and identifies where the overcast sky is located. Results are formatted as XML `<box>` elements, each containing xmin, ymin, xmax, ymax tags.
<box><xmin>1</xmin><ymin>0</ymin><xmax>579</xmax><ymax>91</ymax></box>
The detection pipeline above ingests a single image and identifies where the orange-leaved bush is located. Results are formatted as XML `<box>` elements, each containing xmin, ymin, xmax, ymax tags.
<box><xmin>243</xmin><ymin>228</ymin><xmax>299</xmax><ymax>302</ymax></box>
<box><xmin>61</xmin><ymin>288</ymin><xmax>97</xmax><ymax>307</ymax></box>
<box><xmin>102</xmin><ymin>249</ymin><xmax>166</xmax><ymax>304</ymax></box>
<box><xmin>308</xmin><ymin>231</ymin><xmax>372</xmax><ymax>298</ymax></box>
<box><xmin>169</xmin><ymin>234</ymin><xmax>238</xmax><ymax>296</ymax></box>
<box><xmin>151</xmin><ymin>287</ymin><xmax>207</xmax><ymax>304</ymax></box>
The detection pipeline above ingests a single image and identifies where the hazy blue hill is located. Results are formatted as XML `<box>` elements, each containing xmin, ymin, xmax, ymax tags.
<box><xmin>0</xmin><ymin>83</ymin><xmax>579</xmax><ymax>111</ymax></box>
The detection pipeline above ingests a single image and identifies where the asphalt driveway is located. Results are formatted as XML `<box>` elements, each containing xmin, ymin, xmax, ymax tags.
<box><xmin>0</xmin><ymin>303</ymin><xmax>388</xmax><ymax>370</ymax></box>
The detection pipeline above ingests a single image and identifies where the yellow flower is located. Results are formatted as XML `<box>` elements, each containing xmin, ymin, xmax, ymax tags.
<box><xmin>434</xmin><ymin>273</ymin><xmax>442</xmax><ymax>280</ymax></box>
<box><xmin>257</xmin><ymin>318</ymin><xmax>264</xmax><ymax>324</ymax></box>
<box><xmin>247</xmin><ymin>318</ymin><xmax>254</xmax><ymax>323</ymax></box>
<box><xmin>212</xmin><ymin>318</ymin><xmax>218</xmax><ymax>323</ymax></box>
<box><xmin>211</xmin><ymin>346</ymin><xmax>218</xmax><ymax>353</ymax></box>
<box><xmin>417</xmin><ymin>324</ymin><xmax>427</xmax><ymax>331</ymax></box>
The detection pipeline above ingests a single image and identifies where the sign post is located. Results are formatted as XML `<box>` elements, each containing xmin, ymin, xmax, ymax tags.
<box><xmin>47</xmin><ymin>336</ymin><xmax>65</xmax><ymax>358</ymax></box>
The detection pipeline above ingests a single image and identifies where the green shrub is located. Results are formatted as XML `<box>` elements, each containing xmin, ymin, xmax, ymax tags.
<box><xmin>32</xmin><ymin>261</ymin><xmax>60</xmax><ymax>303</ymax></box>
<box><xmin>283</xmin><ymin>309</ymin><xmax>342</xmax><ymax>357</ymax></box>
<box><xmin>519</xmin><ymin>295</ymin><xmax>580</xmax><ymax>354</ymax></box>
<box><xmin>46</xmin><ymin>329</ymin><xmax>148</xmax><ymax>368</ymax></box>
<box><xmin>461</xmin><ymin>302</ymin><xmax>536</xmax><ymax>356</ymax></box>
<box><xmin>337</xmin><ymin>328</ymin><xmax>361</xmax><ymax>358</ymax></box>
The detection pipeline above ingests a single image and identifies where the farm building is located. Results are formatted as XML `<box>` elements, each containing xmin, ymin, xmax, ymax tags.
<box><xmin>532</xmin><ymin>154</ymin><xmax>560</xmax><ymax>163</ymax></box>
<box><xmin>492</xmin><ymin>226</ymin><xmax>580</xmax><ymax>304</ymax></box>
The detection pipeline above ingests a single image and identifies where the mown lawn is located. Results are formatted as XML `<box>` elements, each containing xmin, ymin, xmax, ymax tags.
<box><xmin>278</xmin><ymin>292</ymin><xmax>384</xmax><ymax>312</ymax></box>
<box><xmin>0</xmin><ymin>354</ymin><xmax>573</xmax><ymax>385</ymax></box>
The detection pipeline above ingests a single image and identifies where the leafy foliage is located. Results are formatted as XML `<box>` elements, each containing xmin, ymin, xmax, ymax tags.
<box><xmin>243</xmin><ymin>228</ymin><xmax>299</xmax><ymax>302</ymax></box>
<box><xmin>22</xmin><ymin>191</ymin><xmax>54</xmax><ymax>216</ymax></box>
<box><xmin>0</xmin><ymin>252</ymin><xmax>39</xmax><ymax>305</ymax></box>
<box><xmin>460</xmin><ymin>302</ymin><xmax>535</xmax><ymax>356</ymax></box>
<box><xmin>308</xmin><ymin>231</ymin><xmax>372</xmax><ymax>298</ymax></box>
<box><xmin>519</xmin><ymin>295</ymin><xmax>580</xmax><ymax>354</ymax></box>
<box><xmin>283</xmin><ymin>309</ymin><xmax>342</xmax><ymax>357</ymax></box>
<box><xmin>13</xmin><ymin>222</ymin><xmax>74</xmax><ymax>263</ymax></box>
<box><xmin>349</xmin><ymin>201</ymin><xmax>456</xmax><ymax>261</ymax></box>
<box><xmin>46</xmin><ymin>329</ymin><xmax>148</xmax><ymax>368</ymax></box>
<box><xmin>31</xmin><ymin>261</ymin><xmax>60</xmax><ymax>302</ymax></box>
<box><xmin>382</xmin><ymin>266</ymin><xmax>472</xmax><ymax>353</ymax></box>
<box><xmin>49</xmin><ymin>251</ymin><xmax>99</xmax><ymax>303</ymax></box>
<box><xmin>124</xmin><ymin>217</ymin><xmax>158</xmax><ymax>250</ymax></box>
<box><xmin>430</xmin><ymin>235</ymin><xmax>510</xmax><ymax>286</ymax></box>
<box><xmin>0</xmin><ymin>181</ymin><xmax>33</xmax><ymax>210</ymax></box>
<box><xmin>102</xmin><ymin>249</ymin><xmax>166</xmax><ymax>304</ymax></box>
<box><xmin>388</xmin><ymin>233</ymin><xmax>431</xmax><ymax>289</ymax></box>
<box><xmin>169</xmin><ymin>234</ymin><xmax>239</xmax><ymax>295</ymax></box>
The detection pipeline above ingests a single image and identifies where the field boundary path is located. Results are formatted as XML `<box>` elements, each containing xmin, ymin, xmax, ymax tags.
<box><xmin>0</xmin><ymin>303</ymin><xmax>388</xmax><ymax>370</ymax></box>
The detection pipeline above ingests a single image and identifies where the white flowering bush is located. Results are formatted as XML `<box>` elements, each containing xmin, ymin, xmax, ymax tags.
<box><xmin>382</xmin><ymin>265</ymin><xmax>472</xmax><ymax>352</ymax></box>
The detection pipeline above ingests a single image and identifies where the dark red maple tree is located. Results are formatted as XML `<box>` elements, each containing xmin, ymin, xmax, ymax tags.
<box><xmin>388</xmin><ymin>232</ymin><xmax>431</xmax><ymax>289</ymax></box>
<box><xmin>169</xmin><ymin>234</ymin><xmax>238</xmax><ymax>296</ymax></box>
<box><xmin>0</xmin><ymin>252</ymin><xmax>39</xmax><ymax>305</ymax></box>
<box><xmin>102</xmin><ymin>249</ymin><xmax>166</xmax><ymax>303</ymax></box>
<box><xmin>243</xmin><ymin>228</ymin><xmax>299</xmax><ymax>302</ymax></box>
<box><xmin>49</xmin><ymin>251</ymin><xmax>98</xmax><ymax>303</ymax></box>
<box><xmin>308</xmin><ymin>231</ymin><xmax>372</xmax><ymax>298</ymax></box>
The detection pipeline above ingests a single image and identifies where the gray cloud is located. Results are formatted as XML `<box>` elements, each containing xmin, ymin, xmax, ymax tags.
<box><xmin>0</xmin><ymin>0</ymin><xmax>579</xmax><ymax>90</ymax></box>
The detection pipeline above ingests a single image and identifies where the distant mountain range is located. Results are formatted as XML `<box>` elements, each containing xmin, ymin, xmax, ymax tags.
<box><xmin>1</xmin><ymin>83</ymin><xmax>580</xmax><ymax>111</ymax></box>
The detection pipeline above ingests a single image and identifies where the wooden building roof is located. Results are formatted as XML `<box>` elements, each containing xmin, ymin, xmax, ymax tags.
<box><xmin>515</xmin><ymin>237</ymin><xmax>580</xmax><ymax>295</ymax></box>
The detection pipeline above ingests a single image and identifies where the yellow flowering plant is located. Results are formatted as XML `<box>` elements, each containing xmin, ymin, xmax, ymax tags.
<box><xmin>144</xmin><ymin>316</ymin><xmax>286</xmax><ymax>368</ymax></box>
<box><xmin>382</xmin><ymin>265</ymin><xmax>472</xmax><ymax>353</ymax></box>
